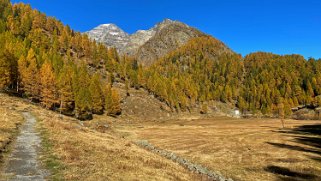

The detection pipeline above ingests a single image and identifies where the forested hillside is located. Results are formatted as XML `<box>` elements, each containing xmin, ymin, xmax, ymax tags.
<box><xmin>0</xmin><ymin>0</ymin><xmax>121</xmax><ymax>120</ymax></box>
<box><xmin>1</xmin><ymin>0</ymin><xmax>321</xmax><ymax>119</ymax></box>
<box><xmin>116</xmin><ymin>36</ymin><xmax>321</xmax><ymax>116</ymax></box>
<box><xmin>240</xmin><ymin>52</ymin><xmax>321</xmax><ymax>115</ymax></box>
<box><xmin>136</xmin><ymin>36</ymin><xmax>242</xmax><ymax>111</ymax></box>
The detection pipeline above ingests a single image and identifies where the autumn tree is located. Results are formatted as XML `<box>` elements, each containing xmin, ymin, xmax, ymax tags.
<box><xmin>89</xmin><ymin>73</ymin><xmax>104</xmax><ymax>114</ymax></box>
<box><xmin>73</xmin><ymin>64</ymin><xmax>92</xmax><ymax>120</ymax></box>
<box><xmin>40</xmin><ymin>60</ymin><xmax>58</xmax><ymax>109</ymax></box>
<box><xmin>278</xmin><ymin>100</ymin><xmax>285</xmax><ymax>129</ymax></box>
<box><xmin>19</xmin><ymin>48</ymin><xmax>40</xmax><ymax>101</ymax></box>
<box><xmin>57</xmin><ymin>63</ymin><xmax>74</xmax><ymax>114</ymax></box>
<box><xmin>0</xmin><ymin>51</ymin><xmax>11</xmax><ymax>89</ymax></box>
<box><xmin>105</xmin><ymin>85</ymin><xmax>121</xmax><ymax>117</ymax></box>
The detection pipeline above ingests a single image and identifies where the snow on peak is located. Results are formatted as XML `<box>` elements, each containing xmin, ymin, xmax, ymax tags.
<box><xmin>86</xmin><ymin>23</ymin><xmax>129</xmax><ymax>50</ymax></box>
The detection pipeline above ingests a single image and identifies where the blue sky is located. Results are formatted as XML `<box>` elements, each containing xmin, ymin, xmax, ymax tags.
<box><xmin>11</xmin><ymin>0</ymin><xmax>321</xmax><ymax>59</ymax></box>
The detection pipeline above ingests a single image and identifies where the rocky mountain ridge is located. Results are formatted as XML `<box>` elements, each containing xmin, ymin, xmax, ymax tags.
<box><xmin>86</xmin><ymin>19</ymin><xmax>214</xmax><ymax>66</ymax></box>
<box><xmin>86</xmin><ymin>23</ymin><xmax>130</xmax><ymax>51</ymax></box>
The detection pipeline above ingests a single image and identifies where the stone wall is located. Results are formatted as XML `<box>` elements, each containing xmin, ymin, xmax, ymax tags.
<box><xmin>135</xmin><ymin>140</ymin><xmax>233</xmax><ymax>181</ymax></box>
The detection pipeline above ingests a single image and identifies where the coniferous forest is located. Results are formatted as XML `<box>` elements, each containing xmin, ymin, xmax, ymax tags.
<box><xmin>0</xmin><ymin>0</ymin><xmax>121</xmax><ymax>120</ymax></box>
<box><xmin>1</xmin><ymin>0</ymin><xmax>321</xmax><ymax>120</ymax></box>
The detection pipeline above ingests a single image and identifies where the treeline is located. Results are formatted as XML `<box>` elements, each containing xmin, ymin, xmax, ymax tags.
<box><xmin>0</xmin><ymin>0</ymin><xmax>121</xmax><ymax>120</ymax></box>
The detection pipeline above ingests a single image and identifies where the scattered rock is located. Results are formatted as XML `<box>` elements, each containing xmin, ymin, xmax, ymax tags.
<box><xmin>96</xmin><ymin>123</ymin><xmax>109</xmax><ymax>133</ymax></box>
<box><xmin>135</xmin><ymin>140</ymin><xmax>233</xmax><ymax>181</ymax></box>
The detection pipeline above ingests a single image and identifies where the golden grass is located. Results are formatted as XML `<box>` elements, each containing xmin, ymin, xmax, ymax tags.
<box><xmin>35</xmin><ymin>110</ymin><xmax>196</xmax><ymax>181</ymax></box>
<box><xmin>0</xmin><ymin>109</ymin><xmax>22</xmax><ymax>151</ymax></box>
<box><xmin>0</xmin><ymin>93</ymin><xmax>198</xmax><ymax>180</ymax></box>
<box><xmin>116</xmin><ymin>117</ymin><xmax>321</xmax><ymax>181</ymax></box>
<box><xmin>3</xmin><ymin>92</ymin><xmax>320</xmax><ymax>181</ymax></box>
<box><xmin>0</xmin><ymin>94</ymin><xmax>24</xmax><ymax>175</ymax></box>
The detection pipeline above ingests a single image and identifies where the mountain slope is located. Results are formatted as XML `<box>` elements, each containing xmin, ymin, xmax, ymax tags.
<box><xmin>135</xmin><ymin>19</ymin><xmax>207</xmax><ymax>66</ymax></box>
<box><xmin>86</xmin><ymin>19</ymin><xmax>211</xmax><ymax>66</ymax></box>
<box><xmin>0</xmin><ymin>1</ymin><xmax>121</xmax><ymax>120</ymax></box>
<box><xmin>137</xmin><ymin>36</ymin><xmax>242</xmax><ymax>110</ymax></box>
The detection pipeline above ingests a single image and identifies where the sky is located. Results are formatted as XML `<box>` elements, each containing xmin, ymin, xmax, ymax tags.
<box><xmin>11</xmin><ymin>0</ymin><xmax>321</xmax><ymax>59</ymax></box>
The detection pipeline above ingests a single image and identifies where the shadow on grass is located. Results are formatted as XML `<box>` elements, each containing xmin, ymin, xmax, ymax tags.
<box><xmin>266</xmin><ymin>142</ymin><xmax>321</xmax><ymax>155</ymax></box>
<box><xmin>292</xmin><ymin>124</ymin><xmax>321</xmax><ymax>135</ymax></box>
<box><xmin>266</xmin><ymin>124</ymin><xmax>321</xmax><ymax>180</ymax></box>
<box><xmin>269</xmin><ymin>124</ymin><xmax>321</xmax><ymax>156</ymax></box>
<box><xmin>309</xmin><ymin>156</ymin><xmax>321</xmax><ymax>162</ymax></box>
<box><xmin>265</xmin><ymin>165</ymin><xmax>318</xmax><ymax>180</ymax></box>
<box><xmin>295</xmin><ymin>136</ymin><xmax>321</xmax><ymax>149</ymax></box>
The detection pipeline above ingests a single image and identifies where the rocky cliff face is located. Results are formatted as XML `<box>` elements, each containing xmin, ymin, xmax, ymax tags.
<box><xmin>86</xmin><ymin>19</ymin><xmax>212</xmax><ymax>66</ymax></box>
<box><xmin>135</xmin><ymin>19</ymin><xmax>205</xmax><ymax>66</ymax></box>
<box><xmin>123</xmin><ymin>28</ymin><xmax>156</xmax><ymax>56</ymax></box>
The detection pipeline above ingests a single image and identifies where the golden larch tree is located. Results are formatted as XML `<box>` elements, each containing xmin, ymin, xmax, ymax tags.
<box><xmin>40</xmin><ymin>60</ymin><xmax>58</xmax><ymax>109</ymax></box>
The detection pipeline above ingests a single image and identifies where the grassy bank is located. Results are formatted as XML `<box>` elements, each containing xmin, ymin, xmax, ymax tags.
<box><xmin>0</xmin><ymin>95</ymin><xmax>24</xmax><ymax>177</ymax></box>
<box><xmin>38</xmin><ymin>118</ymin><xmax>65</xmax><ymax>181</ymax></box>
<box><xmin>34</xmin><ymin>109</ymin><xmax>195</xmax><ymax>180</ymax></box>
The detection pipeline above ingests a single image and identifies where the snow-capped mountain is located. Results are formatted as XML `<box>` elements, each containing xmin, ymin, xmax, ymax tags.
<box><xmin>86</xmin><ymin>22</ymin><xmax>157</xmax><ymax>55</ymax></box>
<box><xmin>86</xmin><ymin>24</ymin><xmax>130</xmax><ymax>50</ymax></box>
<box><xmin>86</xmin><ymin>19</ymin><xmax>207</xmax><ymax>65</ymax></box>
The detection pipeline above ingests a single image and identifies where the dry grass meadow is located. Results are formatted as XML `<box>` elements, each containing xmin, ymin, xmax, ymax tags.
<box><xmin>1</xmin><ymin>92</ymin><xmax>321</xmax><ymax>181</ymax></box>
<box><xmin>0</xmin><ymin>93</ymin><xmax>197</xmax><ymax>180</ymax></box>
<box><xmin>115</xmin><ymin>117</ymin><xmax>321</xmax><ymax>181</ymax></box>
<box><xmin>0</xmin><ymin>95</ymin><xmax>24</xmax><ymax>172</ymax></box>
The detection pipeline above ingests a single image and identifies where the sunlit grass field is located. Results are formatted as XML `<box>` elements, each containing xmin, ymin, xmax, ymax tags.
<box><xmin>116</xmin><ymin>117</ymin><xmax>321</xmax><ymax>181</ymax></box>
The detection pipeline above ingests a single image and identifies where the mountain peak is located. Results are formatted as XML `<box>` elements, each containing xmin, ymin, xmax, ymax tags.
<box><xmin>86</xmin><ymin>19</ymin><xmax>208</xmax><ymax>66</ymax></box>
<box><xmin>99</xmin><ymin>23</ymin><xmax>120</xmax><ymax>29</ymax></box>
<box><xmin>86</xmin><ymin>23</ymin><xmax>129</xmax><ymax>50</ymax></box>
<box><xmin>161</xmin><ymin>18</ymin><xmax>174</xmax><ymax>23</ymax></box>
<box><xmin>156</xmin><ymin>18</ymin><xmax>179</xmax><ymax>26</ymax></box>
<box><xmin>100</xmin><ymin>23</ymin><xmax>114</xmax><ymax>27</ymax></box>
<box><xmin>153</xmin><ymin>18</ymin><xmax>189</xmax><ymax>32</ymax></box>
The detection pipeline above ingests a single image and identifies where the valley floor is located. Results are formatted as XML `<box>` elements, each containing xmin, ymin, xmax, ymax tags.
<box><xmin>1</xmin><ymin>93</ymin><xmax>320</xmax><ymax>181</ymax></box>
<box><xmin>0</xmin><ymin>93</ymin><xmax>196</xmax><ymax>180</ymax></box>
<box><xmin>114</xmin><ymin>117</ymin><xmax>321</xmax><ymax>181</ymax></box>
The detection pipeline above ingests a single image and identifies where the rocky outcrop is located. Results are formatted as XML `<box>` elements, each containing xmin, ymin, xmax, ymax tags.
<box><xmin>136</xmin><ymin>140</ymin><xmax>233</xmax><ymax>181</ymax></box>
<box><xmin>135</xmin><ymin>19</ymin><xmax>206</xmax><ymax>66</ymax></box>
<box><xmin>123</xmin><ymin>29</ymin><xmax>156</xmax><ymax>56</ymax></box>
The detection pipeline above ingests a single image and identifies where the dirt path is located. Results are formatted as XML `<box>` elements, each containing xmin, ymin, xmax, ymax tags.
<box><xmin>3</xmin><ymin>112</ymin><xmax>48</xmax><ymax>181</ymax></box>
